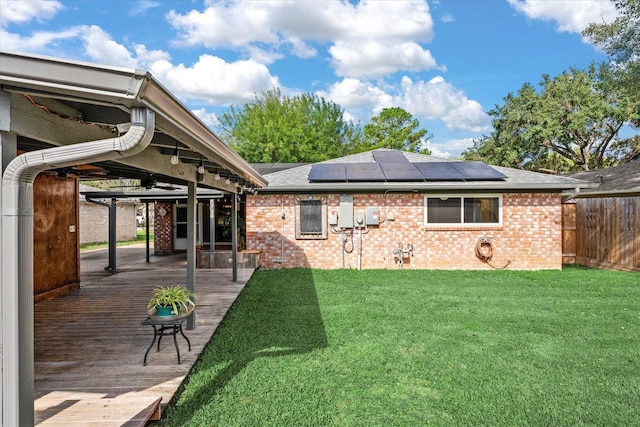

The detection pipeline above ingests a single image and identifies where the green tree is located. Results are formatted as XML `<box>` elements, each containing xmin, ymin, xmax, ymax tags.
<box><xmin>361</xmin><ymin>107</ymin><xmax>431</xmax><ymax>154</ymax></box>
<box><xmin>583</xmin><ymin>0</ymin><xmax>640</xmax><ymax>150</ymax></box>
<box><xmin>219</xmin><ymin>89</ymin><xmax>362</xmax><ymax>163</ymax></box>
<box><xmin>462</xmin><ymin>66</ymin><xmax>638</xmax><ymax>171</ymax></box>
<box><xmin>583</xmin><ymin>0</ymin><xmax>639</xmax><ymax>68</ymax></box>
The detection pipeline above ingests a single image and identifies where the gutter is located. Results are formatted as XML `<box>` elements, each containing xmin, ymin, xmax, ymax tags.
<box><xmin>257</xmin><ymin>181</ymin><xmax>601</xmax><ymax>194</ymax></box>
<box><xmin>0</xmin><ymin>50</ymin><xmax>267</xmax><ymax>189</ymax></box>
<box><xmin>1</xmin><ymin>107</ymin><xmax>154</xmax><ymax>427</ymax></box>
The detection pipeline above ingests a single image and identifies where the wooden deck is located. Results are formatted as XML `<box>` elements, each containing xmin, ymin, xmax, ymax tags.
<box><xmin>34</xmin><ymin>245</ymin><xmax>250</xmax><ymax>426</ymax></box>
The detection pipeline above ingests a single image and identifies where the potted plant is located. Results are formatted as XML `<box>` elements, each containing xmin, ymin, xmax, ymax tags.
<box><xmin>147</xmin><ymin>285</ymin><xmax>196</xmax><ymax>317</ymax></box>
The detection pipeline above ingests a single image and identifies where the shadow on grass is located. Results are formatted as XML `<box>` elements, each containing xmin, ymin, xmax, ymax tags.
<box><xmin>163</xmin><ymin>267</ymin><xmax>327</xmax><ymax>422</ymax></box>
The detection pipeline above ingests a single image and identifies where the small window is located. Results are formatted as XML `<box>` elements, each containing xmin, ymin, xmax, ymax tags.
<box><xmin>425</xmin><ymin>195</ymin><xmax>501</xmax><ymax>226</ymax></box>
<box><xmin>295</xmin><ymin>198</ymin><xmax>328</xmax><ymax>239</ymax></box>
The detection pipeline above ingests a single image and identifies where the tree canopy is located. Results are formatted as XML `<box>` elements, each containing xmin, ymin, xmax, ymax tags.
<box><xmin>362</xmin><ymin>107</ymin><xmax>431</xmax><ymax>154</ymax></box>
<box><xmin>583</xmin><ymin>0</ymin><xmax>640</xmax><ymax>66</ymax></box>
<box><xmin>462</xmin><ymin>66</ymin><xmax>639</xmax><ymax>172</ymax></box>
<box><xmin>583</xmin><ymin>0</ymin><xmax>640</xmax><ymax>129</ymax></box>
<box><xmin>219</xmin><ymin>89</ymin><xmax>362</xmax><ymax>163</ymax></box>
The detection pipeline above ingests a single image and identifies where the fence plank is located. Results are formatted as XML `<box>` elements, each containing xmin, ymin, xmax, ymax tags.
<box><xmin>570</xmin><ymin>196</ymin><xmax>640</xmax><ymax>272</ymax></box>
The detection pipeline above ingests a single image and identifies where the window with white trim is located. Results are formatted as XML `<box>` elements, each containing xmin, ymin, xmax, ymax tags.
<box><xmin>425</xmin><ymin>195</ymin><xmax>502</xmax><ymax>226</ymax></box>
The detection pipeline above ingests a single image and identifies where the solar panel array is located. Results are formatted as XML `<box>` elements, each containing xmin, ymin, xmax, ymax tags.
<box><xmin>308</xmin><ymin>152</ymin><xmax>506</xmax><ymax>183</ymax></box>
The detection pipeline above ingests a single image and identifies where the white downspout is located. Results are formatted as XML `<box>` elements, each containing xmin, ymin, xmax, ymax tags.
<box><xmin>1</xmin><ymin>107</ymin><xmax>154</xmax><ymax>427</ymax></box>
<box><xmin>565</xmin><ymin>187</ymin><xmax>581</xmax><ymax>201</ymax></box>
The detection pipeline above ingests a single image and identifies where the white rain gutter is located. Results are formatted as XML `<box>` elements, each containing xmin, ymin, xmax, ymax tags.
<box><xmin>1</xmin><ymin>107</ymin><xmax>154</xmax><ymax>427</ymax></box>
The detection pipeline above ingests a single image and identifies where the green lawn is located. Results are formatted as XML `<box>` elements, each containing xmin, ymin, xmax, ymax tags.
<box><xmin>79</xmin><ymin>228</ymin><xmax>153</xmax><ymax>252</ymax></box>
<box><xmin>161</xmin><ymin>267</ymin><xmax>640</xmax><ymax>426</ymax></box>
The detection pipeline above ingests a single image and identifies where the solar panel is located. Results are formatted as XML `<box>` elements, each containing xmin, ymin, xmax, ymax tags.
<box><xmin>450</xmin><ymin>161</ymin><xmax>506</xmax><ymax>180</ymax></box>
<box><xmin>372</xmin><ymin>150</ymin><xmax>408</xmax><ymax>163</ymax></box>
<box><xmin>346</xmin><ymin>163</ymin><xmax>385</xmax><ymax>181</ymax></box>
<box><xmin>414</xmin><ymin>162</ymin><xmax>465</xmax><ymax>180</ymax></box>
<box><xmin>308</xmin><ymin>163</ymin><xmax>346</xmax><ymax>182</ymax></box>
<box><xmin>307</xmin><ymin>158</ymin><xmax>505</xmax><ymax>183</ymax></box>
<box><xmin>380</xmin><ymin>162</ymin><xmax>425</xmax><ymax>181</ymax></box>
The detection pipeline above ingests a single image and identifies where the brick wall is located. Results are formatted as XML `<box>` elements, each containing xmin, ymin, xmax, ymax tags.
<box><xmin>246</xmin><ymin>192</ymin><xmax>563</xmax><ymax>270</ymax></box>
<box><xmin>154</xmin><ymin>202</ymin><xmax>174</xmax><ymax>254</ymax></box>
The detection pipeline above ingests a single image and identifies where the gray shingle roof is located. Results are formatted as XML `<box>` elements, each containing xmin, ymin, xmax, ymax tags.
<box><xmin>259</xmin><ymin>149</ymin><xmax>596</xmax><ymax>193</ymax></box>
<box><xmin>566</xmin><ymin>158</ymin><xmax>640</xmax><ymax>196</ymax></box>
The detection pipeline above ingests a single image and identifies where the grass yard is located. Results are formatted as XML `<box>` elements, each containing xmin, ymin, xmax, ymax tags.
<box><xmin>79</xmin><ymin>228</ymin><xmax>153</xmax><ymax>251</ymax></box>
<box><xmin>161</xmin><ymin>267</ymin><xmax>639</xmax><ymax>426</ymax></box>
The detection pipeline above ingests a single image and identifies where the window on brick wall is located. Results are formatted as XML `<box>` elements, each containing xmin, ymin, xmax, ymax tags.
<box><xmin>295</xmin><ymin>197</ymin><xmax>328</xmax><ymax>239</ymax></box>
<box><xmin>425</xmin><ymin>194</ymin><xmax>502</xmax><ymax>226</ymax></box>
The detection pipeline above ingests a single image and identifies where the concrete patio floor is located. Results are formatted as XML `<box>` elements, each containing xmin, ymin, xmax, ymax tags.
<box><xmin>34</xmin><ymin>244</ymin><xmax>251</xmax><ymax>426</ymax></box>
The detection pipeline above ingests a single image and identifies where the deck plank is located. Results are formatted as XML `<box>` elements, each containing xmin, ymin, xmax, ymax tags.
<box><xmin>34</xmin><ymin>246</ymin><xmax>249</xmax><ymax>426</ymax></box>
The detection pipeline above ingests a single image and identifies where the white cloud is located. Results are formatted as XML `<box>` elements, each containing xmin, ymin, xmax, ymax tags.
<box><xmin>428</xmin><ymin>137</ymin><xmax>476</xmax><ymax>159</ymax></box>
<box><xmin>82</xmin><ymin>25</ymin><xmax>138</xmax><ymax>67</ymax></box>
<box><xmin>148</xmin><ymin>55</ymin><xmax>280</xmax><ymax>105</ymax></box>
<box><xmin>441</xmin><ymin>13</ymin><xmax>455</xmax><ymax>24</ymax></box>
<box><xmin>0</xmin><ymin>0</ymin><xmax>63</xmax><ymax>26</ymax></box>
<box><xmin>63</xmin><ymin>24</ymin><xmax>280</xmax><ymax>105</ymax></box>
<box><xmin>320</xmin><ymin>76</ymin><xmax>490</xmax><ymax>135</ymax></box>
<box><xmin>166</xmin><ymin>3</ymin><xmax>278</xmax><ymax>48</ymax></box>
<box><xmin>129</xmin><ymin>0</ymin><xmax>161</xmax><ymax>16</ymax></box>
<box><xmin>507</xmin><ymin>0</ymin><xmax>618</xmax><ymax>33</ymax></box>
<box><xmin>330</xmin><ymin>40</ymin><xmax>441</xmax><ymax>78</ymax></box>
<box><xmin>167</xmin><ymin>0</ymin><xmax>436</xmax><ymax>77</ymax></box>
<box><xmin>244</xmin><ymin>45</ymin><xmax>283</xmax><ymax>65</ymax></box>
<box><xmin>394</xmin><ymin>76</ymin><xmax>490</xmax><ymax>133</ymax></box>
<box><xmin>192</xmin><ymin>108</ymin><xmax>220</xmax><ymax>127</ymax></box>
<box><xmin>287</xmin><ymin>37</ymin><xmax>317</xmax><ymax>59</ymax></box>
<box><xmin>423</xmin><ymin>142</ymin><xmax>452</xmax><ymax>159</ymax></box>
<box><xmin>317</xmin><ymin>78</ymin><xmax>392</xmax><ymax>109</ymax></box>
<box><xmin>0</xmin><ymin>27</ymin><xmax>81</xmax><ymax>51</ymax></box>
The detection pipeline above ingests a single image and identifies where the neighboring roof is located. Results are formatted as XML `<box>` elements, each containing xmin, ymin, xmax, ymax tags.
<box><xmin>259</xmin><ymin>149</ymin><xmax>597</xmax><ymax>193</ymax></box>
<box><xmin>79</xmin><ymin>183</ymin><xmax>223</xmax><ymax>202</ymax></box>
<box><xmin>250</xmin><ymin>163</ymin><xmax>308</xmax><ymax>175</ymax></box>
<box><xmin>566</xmin><ymin>158</ymin><xmax>640</xmax><ymax>197</ymax></box>
<box><xmin>0</xmin><ymin>50</ymin><xmax>267</xmax><ymax>191</ymax></box>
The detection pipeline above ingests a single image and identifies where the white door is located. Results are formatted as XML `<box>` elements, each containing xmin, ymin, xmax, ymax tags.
<box><xmin>173</xmin><ymin>204</ymin><xmax>188</xmax><ymax>250</ymax></box>
<box><xmin>174</xmin><ymin>204</ymin><xmax>204</xmax><ymax>250</ymax></box>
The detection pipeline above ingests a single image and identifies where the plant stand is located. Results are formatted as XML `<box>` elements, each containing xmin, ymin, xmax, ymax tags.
<box><xmin>141</xmin><ymin>316</ymin><xmax>191</xmax><ymax>365</ymax></box>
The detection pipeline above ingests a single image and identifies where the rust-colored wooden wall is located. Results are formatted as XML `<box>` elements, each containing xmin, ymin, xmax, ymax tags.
<box><xmin>33</xmin><ymin>172</ymin><xmax>80</xmax><ymax>302</ymax></box>
<box><xmin>563</xmin><ymin>196</ymin><xmax>640</xmax><ymax>272</ymax></box>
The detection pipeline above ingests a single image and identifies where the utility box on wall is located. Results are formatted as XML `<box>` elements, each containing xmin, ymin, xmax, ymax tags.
<box><xmin>339</xmin><ymin>195</ymin><xmax>354</xmax><ymax>228</ymax></box>
<box><xmin>366</xmin><ymin>206</ymin><xmax>380</xmax><ymax>226</ymax></box>
<box><xmin>328</xmin><ymin>209</ymin><xmax>338</xmax><ymax>226</ymax></box>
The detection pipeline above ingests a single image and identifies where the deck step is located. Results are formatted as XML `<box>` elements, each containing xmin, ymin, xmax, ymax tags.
<box><xmin>35</xmin><ymin>394</ymin><xmax>162</xmax><ymax>426</ymax></box>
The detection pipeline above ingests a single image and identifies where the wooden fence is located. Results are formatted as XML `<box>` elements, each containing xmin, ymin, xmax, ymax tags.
<box><xmin>562</xmin><ymin>196</ymin><xmax>640</xmax><ymax>272</ymax></box>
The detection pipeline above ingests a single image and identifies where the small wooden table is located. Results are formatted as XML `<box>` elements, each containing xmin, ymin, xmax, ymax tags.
<box><xmin>141</xmin><ymin>316</ymin><xmax>192</xmax><ymax>365</ymax></box>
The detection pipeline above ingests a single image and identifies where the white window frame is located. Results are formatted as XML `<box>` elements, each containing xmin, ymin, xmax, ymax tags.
<box><xmin>424</xmin><ymin>194</ymin><xmax>503</xmax><ymax>227</ymax></box>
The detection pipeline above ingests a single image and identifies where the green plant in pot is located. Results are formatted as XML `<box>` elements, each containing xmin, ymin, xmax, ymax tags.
<box><xmin>147</xmin><ymin>285</ymin><xmax>195</xmax><ymax>317</ymax></box>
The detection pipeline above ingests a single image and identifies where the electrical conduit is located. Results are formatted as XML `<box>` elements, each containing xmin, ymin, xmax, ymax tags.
<box><xmin>1</xmin><ymin>107</ymin><xmax>154</xmax><ymax>427</ymax></box>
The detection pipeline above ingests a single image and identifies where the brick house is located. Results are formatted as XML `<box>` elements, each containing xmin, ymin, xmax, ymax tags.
<box><xmin>79</xmin><ymin>184</ymin><xmax>138</xmax><ymax>245</ymax></box>
<box><xmin>247</xmin><ymin>149</ymin><xmax>595</xmax><ymax>270</ymax></box>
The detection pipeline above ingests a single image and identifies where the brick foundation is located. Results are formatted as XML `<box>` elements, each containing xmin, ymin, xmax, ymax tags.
<box><xmin>246</xmin><ymin>193</ymin><xmax>562</xmax><ymax>270</ymax></box>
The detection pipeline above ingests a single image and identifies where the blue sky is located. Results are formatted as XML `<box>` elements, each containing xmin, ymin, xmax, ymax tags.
<box><xmin>0</xmin><ymin>0</ymin><xmax>618</xmax><ymax>158</ymax></box>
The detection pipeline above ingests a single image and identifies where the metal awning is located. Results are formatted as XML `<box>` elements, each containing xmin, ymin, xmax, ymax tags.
<box><xmin>0</xmin><ymin>50</ymin><xmax>267</xmax><ymax>191</ymax></box>
<box><xmin>0</xmin><ymin>50</ymin><xmax>260</xmax><ymax>426</ymax></box>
